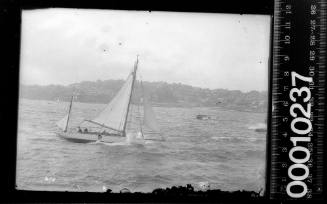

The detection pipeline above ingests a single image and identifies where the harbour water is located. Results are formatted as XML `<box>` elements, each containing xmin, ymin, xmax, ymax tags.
<box><xmin>16</xmin><ymin>99</ymin><xmax>267</xmax><ymax>193</ymax></box>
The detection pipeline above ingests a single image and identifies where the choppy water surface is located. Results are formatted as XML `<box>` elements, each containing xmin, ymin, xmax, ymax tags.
<box><xmin>16</xmin><ymin>99</ymin><xmax>267</xmax><ymax>192</ymax></box>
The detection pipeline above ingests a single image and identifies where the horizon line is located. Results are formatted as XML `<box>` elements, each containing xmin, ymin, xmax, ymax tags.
<box><xmin>20</xmin><ymin>79</ymin><xmax>268</xmax><ymax>94</ymax></box>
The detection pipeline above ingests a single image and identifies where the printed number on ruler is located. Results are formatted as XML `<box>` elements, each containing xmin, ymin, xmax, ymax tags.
<box><xmin>286</xmin><ymin>72</ymin><xmax>313</xmax><ymax>198</ymax></box>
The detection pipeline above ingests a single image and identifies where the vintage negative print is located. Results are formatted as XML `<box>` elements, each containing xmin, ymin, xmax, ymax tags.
<box><xmin>16</xmin><ymin>9</ymin><xmax>271</xmax><ymax>194</ymax></box>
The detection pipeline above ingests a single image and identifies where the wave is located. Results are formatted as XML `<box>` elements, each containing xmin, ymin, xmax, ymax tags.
<box><xmin>144</xmin><ymin>140</ymin><xmax>155</xmax><ymax>145</ymax></box>
<box><xmin>211</xmin><ymin>136</ymin><xmax>244</xmax><ymax>143</ymax></box>
<box><xmin>88</xmin><ymin>141</ymin><xmax>130</xmax><ymax>146</ymax></box>
<box><xmin>29</xmin><ymin>136</ymin><xmax>59</xmax><ymax>143</ymax></box>
<box><xmin>211</xmin><ymin>135</ymin><xmax>265</xmax><ymax>144</ymax></box>
<box><xmin>36</xmin><ymin>130</ymin><xmax>57</xmax><ymax>136</ymax></box>
<box><xmin>126</xmin><ymin>132</ymin><xmax>146</xmax><ymax>144</ymax></box>
<box><xmin>244</xmin><ymin>149</ymin><xmax>265</xmax><ymax>158</ymax></box>
<box><xmin>87</xmin><ymin>134</ymin><xmax>156</xmax><ymax>146</ymax></box>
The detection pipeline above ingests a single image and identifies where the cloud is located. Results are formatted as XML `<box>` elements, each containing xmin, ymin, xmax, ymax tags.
<box><xmin>20</xmin><ymin>9</ymin><xmax>270</xmax><ymax>92</ymax></box>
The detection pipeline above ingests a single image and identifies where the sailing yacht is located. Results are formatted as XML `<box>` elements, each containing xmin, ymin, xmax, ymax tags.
<box><xmin>56</xmin><ymin>56</ymin><xmax>161</xmax><ymax>143</ymax></box>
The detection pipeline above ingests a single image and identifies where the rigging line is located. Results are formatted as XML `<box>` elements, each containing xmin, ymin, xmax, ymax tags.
<box><xmin>84</xmin><ymin>119</ymin><xmax>123</xmax><ymax>133</ymax></box>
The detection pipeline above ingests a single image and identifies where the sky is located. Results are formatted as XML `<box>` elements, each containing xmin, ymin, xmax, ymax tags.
<box><xmin>20</xmin><ymin>9</ymin><xmax>271</xmax><ymax>92</ymax></box>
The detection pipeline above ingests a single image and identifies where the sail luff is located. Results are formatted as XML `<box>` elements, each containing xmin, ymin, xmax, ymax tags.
<box><xmin>64</xmin><ymin>95</ymin><xmax>73</xmax><ymax>132</ymax></box>
<box><xmin>122</xmin><ymin>56</ymin><xmax>139</xmax><ymax>136</ymax></box>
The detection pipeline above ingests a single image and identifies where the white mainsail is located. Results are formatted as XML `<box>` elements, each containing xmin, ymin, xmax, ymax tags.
<box><xmin>89</xmin><ymin>73</ymin><xmax>134</xmax><ymax>133</ymax></box>
<box><xmin>88</xmin><ymin>58</ymin><xmax>138</xmax><ymax>134</ymax></box>
<box><xmin>56</xmin><ymin>95</ymin><xmax>73</xmax><ymax>132</ymax></box>
<box><xmin>143</xmin><ymin>97</ymin><xmax>160</xmax><ymax>132</ymax></box>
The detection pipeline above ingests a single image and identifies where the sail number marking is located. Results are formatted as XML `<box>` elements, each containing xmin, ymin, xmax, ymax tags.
<box><xmin>286</xmin><ymin>72</ymin><xmax>313</xmax><ymax>198</ymax></box>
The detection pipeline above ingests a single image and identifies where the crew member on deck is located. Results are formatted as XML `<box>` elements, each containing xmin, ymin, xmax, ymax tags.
<box><xmin>77</xmin><ymin>127</ymin><xmax>82</xmax><ymax>133</ymax></box>
<box><xmin>98</xmin><ymin>134</ymin><xmax>102</xmax><ymax>142</ymax></box>
<box><xmin>84</xmin><ymin>128</ymin><xmax>88</xmax><ymax>133</ymax></box>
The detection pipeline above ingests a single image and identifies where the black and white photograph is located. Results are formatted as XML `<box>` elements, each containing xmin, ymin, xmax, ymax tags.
<box><xmin>16</xmin><ymin>9</ymin><xmax>271</xmax><ymax>193</ymax></box>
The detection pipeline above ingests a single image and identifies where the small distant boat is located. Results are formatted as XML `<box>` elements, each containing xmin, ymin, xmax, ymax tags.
<box><xmin>196</xmin><ymin>114</ymin><xmax>211</xmax><ymax>120</ymax></box>
<box><xmin>56</xmin><ymin>56</ymin><xmax>162</xmax><ymax>143</ymax></box>
<box><xmin>254</xmin><ymin>127</ymin><xmax>267</xmax><ymax>133</ymax></box>
<box><xmin>248</xmin><ymin>122</ymin><xmax>267</xmax><ymax>133</ymax></box>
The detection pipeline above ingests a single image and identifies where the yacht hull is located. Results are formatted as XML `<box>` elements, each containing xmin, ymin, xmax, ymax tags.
<box><xmin>57</xmin><ymin>132</ymin><xmax>126</xmax><ymax>143</ymax></box>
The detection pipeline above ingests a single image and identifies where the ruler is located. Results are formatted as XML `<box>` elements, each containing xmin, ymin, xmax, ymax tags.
<box><xmin>268</xmin><ymin>0</ymin><xmax>326</xmax><ymax>200</ymax></box>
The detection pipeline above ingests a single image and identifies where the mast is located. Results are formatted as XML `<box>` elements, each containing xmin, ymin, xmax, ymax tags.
<box><xmin>139</xmin><ymin>80</ymin><xmax>144</xmax><ymax>136</ymax></box>
<box><xmin>64</xmin><ymin>95</ymin><xmax>74</xmax><ymax>132</ymax></box>
<box><xmin>122</xmin><ymin>55</ymin><xmax>139</xmax><ymax>136</ymax></box>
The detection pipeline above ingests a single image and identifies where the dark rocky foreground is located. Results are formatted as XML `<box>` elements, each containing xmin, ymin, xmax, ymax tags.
<box><xmin>103</xmin><ymin>184</ymin><xmax>264</xmax><ymax>202</ymax></box>
<box><xmin>13</xmin><ymin>184</ymin><xmax>265</xmax><ymax>203</ymax></box>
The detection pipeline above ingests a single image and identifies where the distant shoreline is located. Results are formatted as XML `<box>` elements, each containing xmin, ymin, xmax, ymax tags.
<box><xmin>19</xmin><ymin>80</ymin><xmax>268</xmax><ymax>114</ymax></box>
<box><xmin>19</xmin><ymin>98</ymin><xmax>267</xmax><ymax>114</ymax></box>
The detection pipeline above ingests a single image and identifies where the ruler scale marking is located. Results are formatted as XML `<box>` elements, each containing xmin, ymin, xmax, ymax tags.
<box><xmin>269</xmin><ymin>0</ymin><xmax>326</xmax><ymax>200</ymax></box>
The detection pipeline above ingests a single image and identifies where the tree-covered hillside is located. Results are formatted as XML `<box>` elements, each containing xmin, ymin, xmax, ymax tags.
<box><xmin>20</xmin><ymin>80</ymin><xmax>268</xmax><ymax>112</ymax></box>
